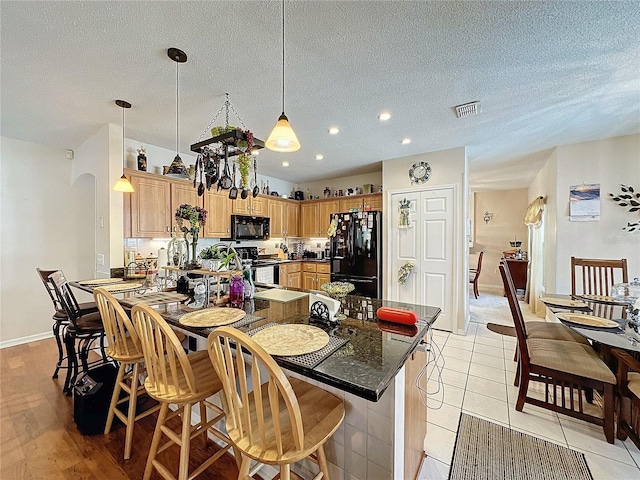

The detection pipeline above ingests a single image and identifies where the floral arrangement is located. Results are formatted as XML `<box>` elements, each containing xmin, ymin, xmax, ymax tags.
<box><xmin>175</xmin><ymin>204</ymin><xmax>207</xmax><ymax>230</ymax></box>
<box><xmin>175</xmin><ymin>204</ymin><xmax>207</xmax><ymax>268</ymax></box>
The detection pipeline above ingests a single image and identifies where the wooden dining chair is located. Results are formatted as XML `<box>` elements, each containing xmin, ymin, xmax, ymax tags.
<box><xmin>612</xmin><ymin>349</ymin><xmax>640</xmax><ymax>448</ymax></box>
<box><xmin>48</xmin><ymin>270</ymin><xmax>108</xmax><ymax>395</ymax></box>
<box><xmin>469</xmin><ymin>251</ymin><xmax>484</xmax><ymax>299</ymax></box>
<box><xmin>208</xmin><ymin>326</ymin><xmax>345</xmax><ymax>480</ymax></box>
<box><xmin>36</xmin><ymin>268</ymin><xmax>98</xmax><ymax>381</ymax></box>
<box><xmin>131</xmin><ymin>304</ymin><xmax>233</xmax><ymax>480</ymax></box>
<box><xmin>571</xmin><ymin>257</ymin><xmax>628</xmax><ymax>296</ymax></box>
<box><xmin>93</xmin><ymin>287</ymin><xmax>160</xmax><ymax>460</ymax></box>
<box><xmin>499</xmin><ymin>263</ymin><xmax>616</xmax><ymax>444</ymax></box>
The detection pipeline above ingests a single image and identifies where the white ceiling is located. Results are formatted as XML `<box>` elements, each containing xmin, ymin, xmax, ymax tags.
<box><xmin>1</xmin><ymin>1</ymin><xmax>639</xmax><ymax>190</ymax></box>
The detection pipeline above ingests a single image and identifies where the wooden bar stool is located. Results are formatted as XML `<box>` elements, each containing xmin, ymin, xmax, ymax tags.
<box><xmin>208</xmin><ymin>326</ymin><xmax>345</xmax><ymax>480</ymax></box>
<box><xmin>93</xmin><ymin>287</ymin><xmax>160</xmax><ymax>460</ymax></box>
<box><xmin>132</xmin><ymin>304</ymin><xmax>233</xmax><ymax>480</ymax></box>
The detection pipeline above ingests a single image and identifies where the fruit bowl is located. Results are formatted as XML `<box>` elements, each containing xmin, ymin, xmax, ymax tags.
<box><xmin>321</xmin><ymin>282</ymin><xmax>355</xmax><ymax>300</ymax></box>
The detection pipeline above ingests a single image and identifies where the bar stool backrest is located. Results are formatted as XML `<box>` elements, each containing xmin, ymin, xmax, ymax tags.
<box><xmin>49</xmin><ymin>270</ymin><xmax>82</xmax><ymax>326</ymax></box>
<box><xmin>132</xmin><ymin>304</ymin><xmax>197</xmax><ymax>399</ymax></box>
<box><xmin>37</xmin><ymin>268</ymin><xmax>64</xmax><ymax>314</ymax></box>
<box><xmin>94</xmin><ymin>287</ymin><xmax>142</xmax><ymax>359</ymax></box>
<box><xmin>208</xmin><ymin>326</ymin><xmax>304</xmax><ymax>457</ymax></box>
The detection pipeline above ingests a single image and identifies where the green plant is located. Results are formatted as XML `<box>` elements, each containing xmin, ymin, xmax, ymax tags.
<box><xmin>199</xmin><ymin>246</ymin><xmax>223</xmax><ymax>260</ymax></box>
<box><xmin>218</xmin><ymin>250</ymin><xmax>238</xmax><ymax>271</ymax></box>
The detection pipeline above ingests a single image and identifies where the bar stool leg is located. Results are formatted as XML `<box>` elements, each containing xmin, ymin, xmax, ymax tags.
<box><xmin>144</xmin><ymin>402</ymin><xmax>169</xmax><ymax>480</ymax></box>
<box><xmin>105</xmin><ymin>361</ymin><xmax>126</xmax><ymax>436</ymax></box>
<box><xmin>52</xmin><ymin>320</ymin><xmax>65</xmax><ymax>379</ymax></box>
<box><xmin>63</xmin><ymin>332</ymin><xmax>77</xmax><ymax>395</ymax></box>
<box><xmin>123</xmin><ymin>362</ymin><xmax>141</xmax><ymax>460</ymax></box>
<box><xmin>178</xmin><ymin>403</ymin><xmax>192</xmax><ymax>480</ymax></box>
<box><xmin>238</xmin><ymin>456</ymin><xmax>251</xmax><ymax>479</ymax></box>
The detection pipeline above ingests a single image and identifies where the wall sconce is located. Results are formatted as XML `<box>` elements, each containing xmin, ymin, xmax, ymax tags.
<box><xmin>483</xmin><ymin>211</ymin><xmax>494</xmax><ymax>224</ymax></box>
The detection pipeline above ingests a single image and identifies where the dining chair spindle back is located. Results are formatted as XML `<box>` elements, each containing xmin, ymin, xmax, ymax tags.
<box><xmin>93</xmin><ymin>287</ymin><xmax>159</xmax><ymax>460</ymax></box>
<box><xmin>571</xmin><ymin>257</ymin><xmax>628</xmax><ymax>296</ymax></box>
<box><xmin>132</xmin><ymin>304</ymin><xmax>233</xmax><ymax>480</ymax></box>
<box><xmin>208</xmin><ymin>326</ymin><xmax>345</xmax><ymax>480</ymax></box>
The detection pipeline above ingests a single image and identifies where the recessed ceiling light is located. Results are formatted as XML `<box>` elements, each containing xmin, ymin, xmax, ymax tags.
<box><xmin>281</xmin><ymin>161</ymin><xmax>289</xmax><ymax>167</ymax></box>
<box><xmin>315</xmin><ymin>154</ymin><xmax>324</xmax><ymax>160</ymax></box>
<box><xmin>328</xmin><ymin>127</ymin><xmax>339</xmax><ymax>135</ymax></box>
<box><xmin>401</xmin><ymin>138</ymin><xmax>411</xmax><ymax>144</ymax></box>
<box><xmin>252</xmin><ymin>149</ymin><xmax>260</xmax><ymax>156</ymax></box>
<box><xmin>378</xmin><ymin>112</ymin><xmax>391</xmax><ymax>121</ymax></box>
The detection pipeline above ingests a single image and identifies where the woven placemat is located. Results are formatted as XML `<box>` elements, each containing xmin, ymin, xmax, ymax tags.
<box><xmin>101</xmin><ymin>283</ymin><xmax>144</xmax><ymax>293</ymax></box>
<box><xmin>246</xmin><ymin>322</ymin><xmax>350</xmax><ymax>369</ymax></box>
<box><xmin>120</xmin><ymin>292</ymin><xmax>188</xmax><ymax>308</ymax></box>
<box><xmin>179</xmin><ymin>308</ymin><xmax>246</xmax><ymax>328</ymax></box>
<box><xmin>78</xmin><ymin>278</ymin><xmax>124</xmax><ymax>286</ymax></box>
<box><xmin>449</xmin><ymin>413</ymin><xmax>593</xmax><ymax>480</ymax></box>
<box><xmin>251</xmin><ymin>324</ymin><xmax>329</xmax><ymax>356</ymax></box>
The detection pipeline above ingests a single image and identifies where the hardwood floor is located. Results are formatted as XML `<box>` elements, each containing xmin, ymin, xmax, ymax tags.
<box><xmin>0</xmin><ymin>337</ymin><xmax>248</xmax><ymax>480</ymax></box>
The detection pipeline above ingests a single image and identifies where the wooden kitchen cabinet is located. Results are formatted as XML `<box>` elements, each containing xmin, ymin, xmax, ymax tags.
<box><xmin>300</xmin><ymin>199</ymin><xmax>339</xmax><ymax>237</ymax></box>
<box><xmin>128</xmin><ymin>171</ymin><xmax>173</xmax><ymax>237</ymax></box>
<box><xmin>339</xmin><ymin>193</ymin><xmax>383</xmax><ymax>212</ymax></box>
<box><xmin>279</xmin><ymin>262</ymin><xmax>302</xmax><ymax>288</ymax></box>
<box><xmin>302</xmin><ymin>262</ymin><xmax>330</xmax><ymax>290</ymax></box>
<box><xmin>170</xmin><ymin>182</ymin><xmax>202</xmax><ymax>228</ymax></box>
<box><xmin>269</xmin><ymin>197</ymin><xmax>301</xmax><ymax>237</ymax></box>
<box><xmin>203</xmin><ymin>188</ymin><xmax>232</xmax><ymax>238</ymax></box>
<box><xmin>233</xmin><ymin>194</ymin><xmax>268</xmax><ymax>216</ymax></box>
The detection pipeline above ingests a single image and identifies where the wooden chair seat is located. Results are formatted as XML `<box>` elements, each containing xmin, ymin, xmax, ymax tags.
<box><xmin>233</xmin><ymin>377</ymin><xmax>345</xmax><ymax>465</ymax></box>
<box><xmin>527</xmin><ymin>338</ymin><xmax>616</xmax><ymax>384</ymax></box>
<box><xmin>144</xmin><ymin>350</ymin><xmax>224</xmax><ymax>405</ymax></box>
<box><xmin>525</xmin><ymin>322</ymin><xmax>591</xmax><ymax>344</ymax></box>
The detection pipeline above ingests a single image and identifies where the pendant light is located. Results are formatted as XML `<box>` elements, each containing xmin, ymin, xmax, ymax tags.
<box><xmin>266</xmin><ymin>0</ymin><xmax>300</xmax><ymax>152</ymax></box>
<box><xmin>113</xmin><ymin>100</ymin><xmax>134</xmax><ymax>192</ymax></box>
<box><xmin>165</xmin><ymin>47</ymin><xmax>189</xmax><ymax>178</ymax></box>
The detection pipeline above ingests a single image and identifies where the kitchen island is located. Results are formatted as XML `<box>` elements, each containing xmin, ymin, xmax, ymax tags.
<box><xmin>160</xmin><ymin>290</ymin><xmax>440</xmax><ymax>479</ymax></box>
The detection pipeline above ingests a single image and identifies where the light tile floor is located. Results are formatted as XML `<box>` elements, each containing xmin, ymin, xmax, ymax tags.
<box><xmin>418</xmin><ymin>319</ymin><xmax>640</xmax><ymax>480</ymax></box>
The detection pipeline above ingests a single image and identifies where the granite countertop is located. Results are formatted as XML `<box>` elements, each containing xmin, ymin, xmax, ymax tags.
<box><xmin>161</xmin><ymin>293</ymin><xmax>440</xmax><ymax>401</ymax></box>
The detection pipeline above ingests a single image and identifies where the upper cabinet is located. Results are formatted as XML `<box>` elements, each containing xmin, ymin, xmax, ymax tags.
<box><xmin>125</xmin><ymin>169</ymin><xmax>203</xmax><ymax>238</ymax></box>
<box><xmin>128</xmin><ymin>171</ymin><xmax>173</xmax><ymax>237</ymax></box>
<box><xmin>339</xmin><ymin>193</ymin><xmax>382</xmax><ymax>212</ymax></box>
<box><xmin>268</xmin><ymin>197</ymin><xmax>300</xmax><ymax>238</ymax></box>
<box><xmin>233</xmin><ymin>194</ymin><xmax>268</xmax><ymax>217</ymax></box>
<box><xmin>203</xmin><ymin>188</ymin><xmax>232</xmax><ymax>238</ymax></box>
<box><xmin>300</xmin><ymin>199</ymin><xmax>339</xmax><ymax>237</ymax></box>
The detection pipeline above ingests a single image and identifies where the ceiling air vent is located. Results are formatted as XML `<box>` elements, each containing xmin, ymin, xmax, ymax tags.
<box><xmin>454</xmin><ymin>101</ymin><xmax>480</xmax><ymax>118</ymax></box>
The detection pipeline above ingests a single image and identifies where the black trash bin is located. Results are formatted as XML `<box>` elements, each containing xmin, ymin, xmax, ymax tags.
<box><xmin>73</xmin><ymin>363</ymin><xmax>118</xmax><ymax>435</ymax></box>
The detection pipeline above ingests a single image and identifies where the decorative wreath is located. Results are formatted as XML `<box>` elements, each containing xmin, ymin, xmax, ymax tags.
<box><xmin>175</xmin><ymin>204</ymin><xmax>207</xmax><ymax>230</ymax></box>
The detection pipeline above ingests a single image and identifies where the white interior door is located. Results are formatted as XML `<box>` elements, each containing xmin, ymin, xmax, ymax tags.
<box><xmin>389</xmin><ymin>188</ymin><xmax>455</xmax><ymax>332</ymax></box>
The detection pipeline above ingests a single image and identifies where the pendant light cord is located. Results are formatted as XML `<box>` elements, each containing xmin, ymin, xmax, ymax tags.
<box><xmin>281</xmin><ymin>0</ymin><xmax>285</xmax><ymax>114</ymax></box>
<box><xmin>122</xmin><ymin>106</ymin><xmax>125</xmax><ymax>167</ymax></box>
<box><xmin>176</xmin><ymin>59</ymin><xmax>180</xmax><ymax>155</ymax></box>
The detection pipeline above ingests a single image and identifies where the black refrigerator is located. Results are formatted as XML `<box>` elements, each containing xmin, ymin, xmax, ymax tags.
<box><xmin>329</xmin><ymin>210</ymin><xmax>382</xmax><ymax>299</ymax></box>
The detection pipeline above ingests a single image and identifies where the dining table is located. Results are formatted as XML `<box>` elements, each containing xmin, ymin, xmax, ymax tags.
<box><xmin>156</xmin><ymin>288</ymin><xmax>441</xmax><ymax>480</ymax></box>
<box><xmin>70</xmin><ymin>278</ymin><xmax>188</xmax><ymax>308</ymax></box>
<box><xmin>541</xmin><ymin>294</ymin><xmax>639</xmax><ymax>353</ymax></box>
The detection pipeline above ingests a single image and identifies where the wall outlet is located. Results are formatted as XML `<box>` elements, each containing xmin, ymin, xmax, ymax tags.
<box><xmin>97</xmin><ymin>254</ymin><xmax>105</xmax><ymax>266</ymax></box>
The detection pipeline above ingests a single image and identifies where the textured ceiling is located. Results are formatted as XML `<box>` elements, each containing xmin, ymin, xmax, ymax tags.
<box><xmin>1</xmin><ymin>1</ymin><xmax>639</xmax><ymax>190</ymax></box>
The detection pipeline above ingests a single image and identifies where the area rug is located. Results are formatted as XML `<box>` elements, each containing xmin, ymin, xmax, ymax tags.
<box><xmin>448</xmin><ymin>413</ymin><xmax>593</xmax><ymax>480</ymax></box>
<box><xmin>486</xmin><ymin>322</ymin><xmax>516</xmax><ymax>337</ymax></box>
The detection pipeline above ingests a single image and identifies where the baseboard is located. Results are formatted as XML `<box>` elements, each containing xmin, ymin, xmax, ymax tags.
<box><xmin>0</xmin><ymin>331</ymin><xmax>52</xmax><ymax>349</ymax></box>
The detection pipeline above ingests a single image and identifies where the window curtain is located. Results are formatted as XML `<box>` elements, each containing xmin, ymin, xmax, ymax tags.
<box><xmin>525</xmin><ymin>196</ymin><xmax>546</xmax><ymax>317</ymax></box>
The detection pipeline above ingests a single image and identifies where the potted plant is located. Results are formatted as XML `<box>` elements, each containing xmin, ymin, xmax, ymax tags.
<box><xmin>199</xmin><ymin>245</ymin><xmax>223</xmax><ymax>271</ymax></box>
<box><xmin>218</xmin><ymin>248</ymin><xmax>238</xmax><ymax>271</ymax></box>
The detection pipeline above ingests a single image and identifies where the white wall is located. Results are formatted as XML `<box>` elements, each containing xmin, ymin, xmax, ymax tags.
<box><xmin>1</xmin><ymin>137</ymin><xmax>95</xmax><ymax>345</ymax></box>
<box><xmin>382</xmin><ymin>147</ymin><xmax>469</xmax><ymax>333</ymax></box>
<box><xmin>529</xmin><ymin>134</ymin><xmax>640</xmax><ymax>294</ymax></box>
<box><xmin>299</xmin><ymin>171</ymin><xmax>383</xmax><ymax>199</ymax></box>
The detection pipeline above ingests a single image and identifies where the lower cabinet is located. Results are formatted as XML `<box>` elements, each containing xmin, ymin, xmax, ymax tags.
<box><xmin>279</xmin><ymin>262</ymin><xmax>302</xmax><ymax>288</ymax></box>
<box><xmin>302</xmin><ymin>262</ymin><xmax>330</xmax><ymax>290</ymax></box>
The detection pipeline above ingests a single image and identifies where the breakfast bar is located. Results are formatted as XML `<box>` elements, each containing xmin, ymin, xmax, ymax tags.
<box><xmin>159</xmin><ymin>291</ymin><xmax>440</xmax><ymax>480</ymax></box>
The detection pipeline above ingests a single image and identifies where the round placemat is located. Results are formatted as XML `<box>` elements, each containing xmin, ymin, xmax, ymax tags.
<box><xmin>101</xmin><ymin>282</ymin><xmax>143</xmax><ymax>292</ymax></box>
<box><xmin>539</xmin><ymin>297</ymin><xmax>588</xmax><ymax>309</ymax></box>
<box><xmin>78</xmin><ymin>278</ymin><xmax>124</xmax><ymax>285</ymax></box>
<box><xmin>179</xmin><ymin>308</ymin><xmax>246</xmax><ymax>328</ymax></box>
<box><xmin>252</xmin><ymin>324</ymin><xmax>330</xmax><ymax>356</ymax></box>
<box><xmin>556</xmin><ymin>313</ymin><xmax>619</xmax><ymax>328</ymax></box>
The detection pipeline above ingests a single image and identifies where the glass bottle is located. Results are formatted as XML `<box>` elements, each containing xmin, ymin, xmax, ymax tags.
<box><xmin>266</xmin><ymin>180</ymin><xmax>270</xmax><ymax>195</ymax></box>
<box><xmin>243</xmin><ymin>267</ymin><xmax>254</xmax><ymax>299</ymax></box>
<box><xmin>229</xmin><ymin>275</ymin><xmax>245</xmax><ymax>308</ymax></box>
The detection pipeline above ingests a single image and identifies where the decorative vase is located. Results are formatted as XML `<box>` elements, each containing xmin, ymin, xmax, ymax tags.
<box><xmin>229</xmin><ymin>275</ymin><xmax>245</xmax><ymax>308</ymax></box>
<box><xmin>137</xmin><ymin>153</ymin><xmax>147</xmax><ymax>171</ymax></box>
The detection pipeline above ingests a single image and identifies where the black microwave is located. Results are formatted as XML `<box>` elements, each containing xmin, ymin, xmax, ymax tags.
<box><xmin>230</xmin><ymin>215</ymin><xmax>270</xmax><ymax>240</ymax></box>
